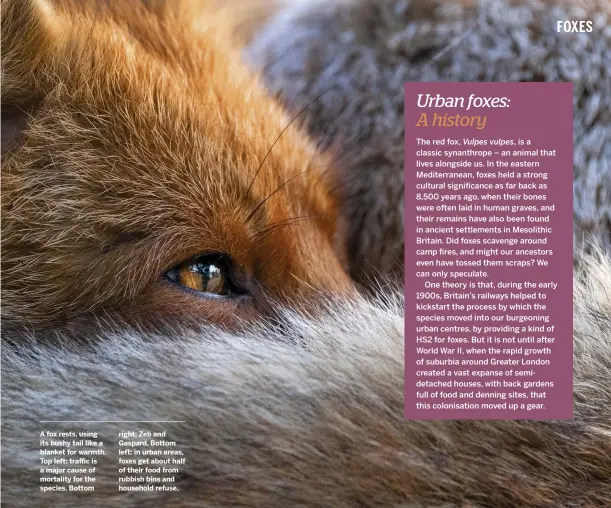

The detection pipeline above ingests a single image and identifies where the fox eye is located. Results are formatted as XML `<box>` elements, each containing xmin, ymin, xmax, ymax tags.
<box><xmin>165</xmin><ymin>255</ymin><xmax>239</xmax><ymax>296</ymax></box>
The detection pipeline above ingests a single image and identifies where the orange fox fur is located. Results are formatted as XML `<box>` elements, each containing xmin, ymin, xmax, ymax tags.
<box><xmin>1</xmin><ymin>0</ymin><xmax>352</xmax><ymax>330</ymax></box>
<box><xmin>2</xmin><ymin>1</ymin><xmax>611</xmax><ymax>507</ymax></box>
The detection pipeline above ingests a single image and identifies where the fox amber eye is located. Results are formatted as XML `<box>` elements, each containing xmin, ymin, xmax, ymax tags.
<box><xmin>165</xmin><ymin>255</ymin><xmax>237</xmax><ymax>296</ymax></box>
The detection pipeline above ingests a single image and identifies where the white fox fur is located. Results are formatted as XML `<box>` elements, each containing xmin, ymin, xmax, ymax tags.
<box><xmin>1</xmin><ymin>1</ymin><xmax>611</xmax><ymax>505</ymax></box>
<box><xmin>2</xmin><ymin>251</ymin><xmax>611</xmax><ymax>507</ymax></box>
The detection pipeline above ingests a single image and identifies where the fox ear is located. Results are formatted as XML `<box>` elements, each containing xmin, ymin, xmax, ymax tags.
<box><xmin>219</xmin><ymin>0</ymin><xmax>283</xmax><ymax>45</ymax></box>
<box><xmin>1</xmin><ymin>0</ymin><xmax>62</xmax><ymax>151</ymax></box>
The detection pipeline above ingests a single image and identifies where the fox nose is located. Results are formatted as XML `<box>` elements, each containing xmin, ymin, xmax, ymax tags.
<box><xmin>251</xmin><ymin>217</ymin><xmax>358</xmax><ymax>313</ymax></box>
<box><xmin>304</xmin><ymin>258</ymin><xmax>356</xmax><ymax>296</ymax></box>
<box><xmin>282</xmin><ymin>250</ymin><xmax>357</xmax><ymax>305</ymax></box>
<box><xmin>254</xmin><ymin>262</ymin><xmax>356</xmax><ymax>327</ymax></box>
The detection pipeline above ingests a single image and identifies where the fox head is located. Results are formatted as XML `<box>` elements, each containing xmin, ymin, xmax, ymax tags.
<box><xmin>1</xmin><ymin>0</ymin><xmax>353</xmax><ymax>330</ymax></box>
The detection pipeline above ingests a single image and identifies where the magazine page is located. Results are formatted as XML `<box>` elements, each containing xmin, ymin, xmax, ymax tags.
<box><xmin>1</xmin><ymin>0</ymin><xmax>610</xmax><ymax>506</ymax></box>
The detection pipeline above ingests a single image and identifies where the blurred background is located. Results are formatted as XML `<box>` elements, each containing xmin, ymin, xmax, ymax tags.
<box><xmin>245</xmin><ymin>0</ymin><xmax>611</xmax><ymax>284</ymax></box>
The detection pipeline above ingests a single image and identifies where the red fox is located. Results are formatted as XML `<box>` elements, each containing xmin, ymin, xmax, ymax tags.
<box><xmin>2</xmin><ymin>0</ymin><xmax>611</xmax><ymax>507</ymax></box>
<box><xmin>1</xmin><ymin>0</ymin><xmax>353</xmax><ymax>330</ymax></box>
<box><xmin>3</xmin><ymin>253</ymin><xmax>611</xmax><ymax>507</ymax></box>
